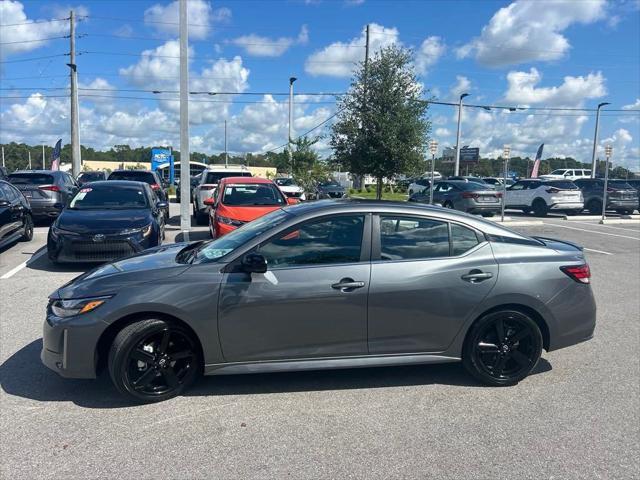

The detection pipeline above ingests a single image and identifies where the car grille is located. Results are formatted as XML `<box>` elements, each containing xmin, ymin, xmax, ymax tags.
<box><xmin>65</xmin><ymin>240</ymin><xmax>135</xmax><ymax>262</ymax></box>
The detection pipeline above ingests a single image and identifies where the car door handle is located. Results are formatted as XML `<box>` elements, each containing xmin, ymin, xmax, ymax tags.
<box><xmin>461</xmin><ymin>270</ymin><xmax>493</xmax><ymax>283</ymax></box>
<box><xmin>331</xmin><ymin>278</ymin><xmax>365</xmax><ymax>291</ymax></box>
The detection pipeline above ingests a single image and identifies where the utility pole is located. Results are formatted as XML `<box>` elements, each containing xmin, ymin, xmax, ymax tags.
<box><xmin>454</xmin><ymin>93</ymin><xmax>469</xmax><ymax>176</ymax></box>
<box><xmin>68</xmin><ymin>10</ymin><xmax>81</xmax><ymax>177</ymax></box>
<box><xmin>28</xmin><ymin>151</ymin><xmax>32</xmax><ymax>169</ymax></box>
<box><xmin>429</xmin><ymin>140</ymin><xmax>438</xmax><ymax>205</ymax></box>
<box><xmin>601</xmin><ymin>145</ymin><xmax>613</xmax><ymax>222</ymax></box>
<box><xmin>364</xmin><ymin>24</ymin><xmax>370</xmax><ymax>80</ymax></box>
<box><xmin>501</xmin><ymin>145</ymin><xmax>510</xmax><ymax>223</ymax></box>
<box><xmin>590</xmin><ymin>102</ymin><xmax>610</xmax><ymax>178</ymax></box>
<box><xmin>179</xmin><ymin>0</ymin><xmax>190</xmax><ymax>239</ymax></box>
<box><xmin>224</xmin><ymin>120</ymin><xmax>228</xmax><ymax>167</ymax></box>
<box><xmin>42</xmin><ymin>143</ymin><xmax>45</xmax><ymax>169</ymax></box>
<box><xmin>288</xmin><ymin>77</ymin><xmax>297</xmax><ymax>175</ymax></box>
<box><xmin>1</xmin><ymin>145</ymin><xmax>4</xmax><ymax>168</ymax></box>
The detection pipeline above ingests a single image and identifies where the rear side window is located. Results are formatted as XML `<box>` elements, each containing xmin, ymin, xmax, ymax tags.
<box><xmin>108</xmin><ymin>171</ymin><xmax>156</xmax><ymax>184</ymax></box>
<box><xmin>8</xmin><ymin>173</ymin><xmax>54</xmax><ymax>185</ymax></box>
<box><xmin>451</xmin><ymin>224</ymin><xmax>480</xmax><ymax>255</ymax></box>
<box><xmin>379</xmin><ymin>216</ymin><xmax>449</xmax><ymax>261</ymax></box>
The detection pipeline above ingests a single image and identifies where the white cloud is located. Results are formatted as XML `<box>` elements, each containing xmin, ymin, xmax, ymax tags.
<box><xmin>119</xmin><ymin>39</ymin><xmax>185</xmax><ymax>89</ymax></box>
<box><xmin>305</xmin><ymin>23</ymin><xmax>400</xmax><ymax>77</ymax></box>
<box><xmin>622</xmin><ymin>99</ymin><xmax>640</xmax><ymax>110</ymax></box>
<box><xmin>435</xmin><ymin>128</ymin><xmax>451</xmax><ymax>137</ymax></box>
<box><xmin>415</xmin><ymin>36</ymin><xmax>445</xmax><ymax>74</ymax></box>
<box><xmin>0</xmin><ymin>1</ymin><xmax>79</xmax><ymax>57</ymax></box>
<box><xmin>230</xmin><ymin>25</ymin><xmax>309</xmax><ymax>57</ymax></box>
<box><xmin>457</xmin><ymin>0</ymin><xmax>607</xmax><ymax>66</ymax></box>
<box><xmin>504</xmin><ymin>68</ymin><xmax>607</xmax><ymax>105</ymax></box>
<box><xmin>143</xmin><ymin>0</ymin><xmax>221</xmax><ymax>40</ymax></box>
<box><xmin>345</xmin><ymin>0</ymin><xmax>365</xmax><ymax>5</ymax></box>
<box><xmin>449</xmin><ymin>76</ymin><xmax>472</xmax><ymax>100</ymax></box>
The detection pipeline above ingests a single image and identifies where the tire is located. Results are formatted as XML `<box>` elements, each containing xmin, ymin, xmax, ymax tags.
<box><xmin>462</xmin><ymin>310</ymin><xmax>543</xmax><ymax>386</ymax></box>
<box><xmin>532</xmin><ymin>199</ymin><xmax>548</xmax><ymax>217</ymax></box>
<box><xmin>21</xmin><ymin>214</ymin><xmax>33</xmax><ymax>241</ymax></box>
<box><xmin>108</xmin><ymin>319</ymin><xmax>201</xmax><ymax>403</ymax></box>
<box><xmin>587</xmin><ymin>199</ymin><xmax>602</xmax><ymax>215</ymax></box>
<box><xmin>481</xmin><ymin>212</ymin><xmax>495</xmax><ymax>218</ymax></box>
<box><xmin>195</xmin><ymin>210</ymin><xmax>208</xmax><ymax>226</ymax></box>
<box><xmin>565</xmin><ymin>210</ymin><xmax>578</xmax><ymax>216</ymax></box>
<box><xmin>443</xmin><ymin>201</ymin><xmax>454</xmax><ymax>209</ymax></box>
<box><xmin>616</xmin><ymin>209</ymin><xmax>631</xmax><ymax>215</ymax></box>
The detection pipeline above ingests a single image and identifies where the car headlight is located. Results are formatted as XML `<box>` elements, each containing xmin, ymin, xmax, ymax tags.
<box><xmin>122</xmin><ymin>224</ymin><xmax>153</xmax><ymax>237</ymax></box>
<box><xmin>50</xmin><ymin>295</ymin><xmax>112</xmax><ymax>318</ymax></box>
<box><xmin>50</xmin><ymin>225</ymin><xmax>79</xmax><ymax>239</ymax></box>
<box><xmin>217</xmin><ymin>215</ymin><xmax>244</xmax><ymax>227</ymax></box>
<box><xmin>141</xmin><ymin>224</ymin><xmax>152</xmax><ymax>237</ymax></box>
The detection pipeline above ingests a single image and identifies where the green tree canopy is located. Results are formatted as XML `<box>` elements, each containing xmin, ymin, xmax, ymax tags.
<box><xmin>331</xmin><ymin>45</ymin><xmax>430</xmax><ymax>198</ymax></box>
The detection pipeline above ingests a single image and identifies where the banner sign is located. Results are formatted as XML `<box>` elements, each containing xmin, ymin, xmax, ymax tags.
<box><xmin>51</xmin><ymin>139</ymin><xmax>62</xmax><ymax>171</ymax></box>
<box><xmin>441</xmin><ymin>146</ymin><xmax>480</xmax><ymax>163</ymax></box>
<box><xmin>530</xmin><ymin>143</ymin><xmax>544</xmax><ymax>178</ymax></box>
<box><xmin>151</xmin><ymin>148</ymin><xmax>174</xmax><ymax>183</ymax></box>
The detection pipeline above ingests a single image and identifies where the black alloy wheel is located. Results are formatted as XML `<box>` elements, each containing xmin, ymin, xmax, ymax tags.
<box><xmin>532</xmin><ymin>199</ymin><xmax>548</xmax><ymax>217</ymax></box>
<box><xmin>463</xmin><ymin>310</ymin><xmax>543</xmax><ymax>386</ymax></box>
<box><xmin>109</xmin><ymin>319</ymin><xmax>201</xmax><ymax>402</ymax></box>
<box><xmin>21</xmin><ymin>214</ymin><xmax>33</xmax><ymax>241</ymax></box>
<box><xmin>587</xmin><ymin>199</ymin><xmax>602</xmax><ymax>215</ymax></box>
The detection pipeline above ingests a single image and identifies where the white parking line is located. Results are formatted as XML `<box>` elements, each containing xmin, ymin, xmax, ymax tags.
<box><xmin>583</xmin><ymin>247</ymin><xmax>613</xmax><ymax>255</ymax></box>
<box><xmin>554</xmin><ymin>220</ymin><xmax>640</xmax><ymax>232</ymax></box>
<box><xmin>547</xmin><ymin>223</ymin><xmax>640</xmax><ymax>240</ymax></box>
<box><xmin>0</xmin><ymin>249</ymin><xmax>46</xmax><ymax>280</ymax></box>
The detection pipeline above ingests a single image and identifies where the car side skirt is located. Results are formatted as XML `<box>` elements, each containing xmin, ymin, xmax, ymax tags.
<box><xmin>204</xmin><ymin>353</ymin><xmax>460</xmax><ymax>376</ymax></box>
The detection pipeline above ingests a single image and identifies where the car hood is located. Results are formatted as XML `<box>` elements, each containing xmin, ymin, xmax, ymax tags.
<box><xmin>55</xmin><ymin>208</ymin><xmax>152</xmax><ymax>234</ymax></box>
<box><xmin>51</xmin><ymin>242</ymin><xmax>194</xmax><ymax>300</ymax></box>
<box><xmin>218</xmin><ymin>204</ymin><xmax>282</xmax><ymax>222</ymax></box>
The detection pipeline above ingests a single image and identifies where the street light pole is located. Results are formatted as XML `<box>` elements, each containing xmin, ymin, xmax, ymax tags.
<box><xmin>429</xmin><ymin>139</ymin><xmax>438</xmax><ymax>205</ymax></box>
<box><xmin>501</xmin><ymin>145</ymin><xmax>511</xmax><ymax>223</ymax></box>
<box><xmin>42</xmin><ymin>143</ymin><xmax>45</xmax><ymax>169</ymax></box>
<box><xmin>601</xmin><ymin>145</ymin><xmax>612</xmax><ymax>223</ymax></box>
<box><xmin>288</xmin><ymin>77</ymin><xmax>297</xmax><ymax>175</ymax></box>
<box><xmin>454</xmin><ymin>93</ymin><xmax>469</xmax><ymax>176</ymax></box>
<box><xmin>178</xmin><ymin>0</ymin><xmax>191</xmax><ymax>240</ymax></box>
<box><xmin>224</xmin><ymin>119</ymin><xmax>228</xmax><ymax>168</ymax></box>
<box><xmin>590</xmin><ymin>102</ymin><xmax>610</xmax><ymax>178</ymax></box>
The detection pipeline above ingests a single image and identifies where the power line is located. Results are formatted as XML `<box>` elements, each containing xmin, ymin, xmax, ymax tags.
<box><xmin>0</xmin><ymin>17</ymin><xmax>69</xmax><ymax>27</ymax></box>
<box><xmin>0</xmin><ymin>35</ymin><xmax>70</xmax><ymax>45</ymax></box>
<box><xmin>0</xmin><ymin>86</ymin><xmax>343</xmax><ymax>96</ymax></box>
<box><xmin>0</xmin><ymin>53</ymin><xmax>69</xmax><ymax>64</ymax></box>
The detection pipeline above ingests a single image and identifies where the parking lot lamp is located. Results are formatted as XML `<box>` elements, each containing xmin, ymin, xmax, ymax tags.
<box><xmin>601</xmin><ymin>145</ymin><xmax>613</xmax><ymax>222</ymax></box>
<box><xmin>288</xmin><ymin>77</ymin><xmax>297</xmax><ymax>175</ymax></box>
<box><xmin>501</xmin><ymin>145</ymin><xmax>511</xmax><ymax>222</ymax></box>
<box><xmin>591</xmin><ymin>102</ymin><xmax>610</xmax><ymax>178</ymax></box>
<box><xmin>454</xmin><ymin>93</ymin><xmax>469</xmax><ymax>176</ymax></box>
<box><xmin>429</xmin><ymin>139</ymin><xmax>438</xmax><ymax>204</ymax></box>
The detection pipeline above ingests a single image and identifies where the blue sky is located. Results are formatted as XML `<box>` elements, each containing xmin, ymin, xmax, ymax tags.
<box><xmin>1</xmin><ymin>0</ymin><xmax>639</xmax><ymax>168</ymax></box>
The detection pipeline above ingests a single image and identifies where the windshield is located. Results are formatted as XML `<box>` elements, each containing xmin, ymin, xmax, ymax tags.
<box><xmin>196</xmin><ymin>209</ymin><xmax>290</xmax><ymax>262</ymax></box>
<box><xmin>108</xmin><ymin>171</ymin><xmax>156</xmax><ymax>184</ymax></box>
<box><xmin>275</xmin><ymin>178</ymin><xmax>295</xmax><ymax>186</ymax></box>
<box><xmin>609</xmin><ymin>181</ymin><xmax>633</xmax><ymax>189</ymax></box>
<box><xmin>222</xmin><ymin>183</ymin><xmax>286</xmax><ymax>206</ymax></box>
<box><xmin>544</xmin><ymin>181</ymin><xmax>579</xmax><ymax>189</ymax></box>
<box><xmin>78</xmin><ymin>172</ymin><xmax>104</xmax><ymax>181</ymax></box>
<box><xmin>204</xmin><ymin>171</ymin><xmax>251</xmax><ymax>184</ymax></box>
<box><xmin>69</xmin><ymin>185</ymin><xmax>148</xmax><ymax>209</ymax></box>
<box><xmin>8</xmin><ymin>173</ymin><xmax>54</xmax><ymax>185</ymax></box>
<box><xmin>320</xmin><ymin>181</ymin><xmax>341</xmax><ymax>188</ymax></box>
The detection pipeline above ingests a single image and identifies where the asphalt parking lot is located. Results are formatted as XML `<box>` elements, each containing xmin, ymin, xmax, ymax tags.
<box><xmin>1</xmin><ymin>203</ymin><xmax>639</xmax><ymax>479</ymax></box>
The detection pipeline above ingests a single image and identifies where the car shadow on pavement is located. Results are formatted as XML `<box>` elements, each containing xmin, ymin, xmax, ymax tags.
<box><xmin>0</xmin><ymin>339</ymin><xmax>552</xmax><ymax>409</ymax></box>
<box><xmin>24</xmin><ymin>246</ymin><xmax>94</xmax><ymax>274</ymax></box>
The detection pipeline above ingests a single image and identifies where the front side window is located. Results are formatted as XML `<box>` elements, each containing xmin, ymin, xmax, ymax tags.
<box><xmin>508</xmin><ymin>182</ymin><xmax>525</xmax><ymax>191</ymax></box>
<box><xmin>259</xmin><ymin>215</ymin><xmax>364</xmax><ymax>268</ymax></box>
<box><xmin>379</xmin><ymin>216</ymin><xmax>449</xmax><ymax>261</ymax></box>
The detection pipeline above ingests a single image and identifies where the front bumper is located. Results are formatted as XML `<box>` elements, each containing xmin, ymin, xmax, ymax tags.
<box><xmin>41</xmin><ymin>310</ymin><xmax>107</xmax><ymax>379</ymax></box>
<box><xmin>49</xmin><ymin>231</ymin><xmax>153</xmax><ymax>263</ymax></box>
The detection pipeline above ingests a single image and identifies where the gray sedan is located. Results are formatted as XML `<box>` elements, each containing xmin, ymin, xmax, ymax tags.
<box><xmin>410</xmin><ymin>180</ymin><xmax>502</xmax><ymax>217</ymax></box>
<box><xmin>42</xmin><ymin>200</ymin><xmax>596</xmax><ymax>402</ymax></box>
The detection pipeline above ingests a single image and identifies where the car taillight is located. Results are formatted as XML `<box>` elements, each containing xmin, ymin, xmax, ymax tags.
<box><xmin>462</xmin><ymin>192</ymin><xmax>479</xmax><ymax>199</ymax></box>
<box><xmin>560</xmin><ymin>264</ymin><xmax>591</xmax><ymax>284</ymax></box>
<box><xmin>39</xmin><ymin>185</ymin><xmax>60</xmax><ymax>192</ymax></box>
<box><xmin>150</xmin><ymin>183</ymin><xmax>160</xmax><ymax>190</ymax></box>
<box><xmin>546</xmin><ymin>187</ymin><xmax>560</xmax><ymax>193</ymax></box>
<box><xmin>201</xmin><ymin>185</ymin><xmax>216</xmax><ymax>190</ymax></box>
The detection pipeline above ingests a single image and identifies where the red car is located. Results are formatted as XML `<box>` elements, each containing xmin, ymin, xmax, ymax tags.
<box><xmin>205</xmin><ymin>177</ymin><xmax>298</xmax><ymax>238</ymax></box>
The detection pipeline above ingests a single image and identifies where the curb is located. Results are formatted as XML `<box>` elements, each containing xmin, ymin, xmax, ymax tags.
<box><xmin>599</xmin><ymin>219</ymin><xmax>640</xmax><ymax>225</ymax></box>
<box><xmin>562</xmin><ymin>215</ymin><xmax>601</xmax><ymax>221</ymax></box>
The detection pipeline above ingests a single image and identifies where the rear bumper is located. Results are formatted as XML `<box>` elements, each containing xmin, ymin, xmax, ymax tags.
<box><xmin>607</xmin><ymin>199</ymin><xmax>637</xmax><ymax>209</ymax></box>
<box><xmin>546</xmin><ymin>284</ymin><xmax>596</xmax><ymax>352</ymax></box>
<box><xmin>30</xmin><ymin>202</ymin><xmax>64</xmax><ymax>218</ymax></box>
<box><xmin>550</xmin><ymin>202</ymin><xmax>583</xmax><ymax>211</ymax></box>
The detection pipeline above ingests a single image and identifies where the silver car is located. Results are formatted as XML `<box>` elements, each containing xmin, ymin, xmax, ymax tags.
<box><xmin>42</xmin><ymin>201</ymin><xmax>596</xmax><ymax>402</ymax></box>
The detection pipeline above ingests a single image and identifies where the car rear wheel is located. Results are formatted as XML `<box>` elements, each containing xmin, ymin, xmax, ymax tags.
<box><xmin>21</xmin><ymin>214</ymin><xmax>33</xmax><ymax>241</ymax></box>
<box><xmin>532</xmin><ymin>199</ymin><xmax>548</xmax><ymax>217</ymax></box>
<box><xmin>108</xmin><ymin>319</ymin><xmax>201</xmax><ymax>403</ymax></box>
<box><xmin>587</xmin><ymin>199</ymin><xmax>602</xmax><ymax>215</ymax></box>
<box><xmin>443</xmin><ymin>201</ymin><xmax>454</xmax><ymax>209</ymax></box>
<box><xmin>462</xmin><ymin>310</ymin><xmax>543</xmax><ymax>386</ymax></box>
<box><xmin>616</xmin><ymin>209</ymin><xmax>632</xmax><ymax>215</ymax></box>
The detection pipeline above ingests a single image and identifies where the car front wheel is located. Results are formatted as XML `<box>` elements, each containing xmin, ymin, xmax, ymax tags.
<box><xmin>21</xmin><ymin>214</ymin><xmax>33</xmax><ymax>241</ymax></box>
<box><xmin>532</xmin><ymin>199</ymin><xmax>548</xmax><ymax>217</ymax></box>
<box><xmin>462</xmin><ymin>310</ymin><xmax>543</xmax><ymax>386</ymax></box>
<box><xmin>108</xmin><ymin>319</ymin><xmax>201</xmax><ymax>403</ymax></box>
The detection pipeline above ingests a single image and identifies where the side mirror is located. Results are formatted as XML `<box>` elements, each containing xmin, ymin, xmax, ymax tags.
<box><xmin>203</xmin><ymin>197</ymin><xmax>216</xmax><ymax>206</ymax></box>
<box><xmin>156</xmin><ymin>201</ymin><xmax>169</xmax><ymax>210</ymax></box>
<box><xmin>0</xmin><ymin>200</ymin><xmax>10</xmax><ymax>207</ymax></box>
<box><xmin>286</xmin><ymin>197</ymin><xmax>300</xmax><ymax>205</ymax></box>
<box><xmin>241</xmin><ymin>253</ymin><xmax>267</xmax><ymax>274</ymax></box>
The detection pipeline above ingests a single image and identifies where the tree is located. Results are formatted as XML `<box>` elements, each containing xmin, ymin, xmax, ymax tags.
<box><xmin>331</xmin><ymin>45</ymin><xmax>430</xmax><ymax>199</ymax></box>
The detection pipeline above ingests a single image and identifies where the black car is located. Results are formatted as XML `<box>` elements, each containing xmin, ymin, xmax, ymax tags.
<box><xmin>0</xmin><ymin>166</ymin><xmax>8</xmax><ymax>180</ymax></box>
<box><xmin>573</xmin><ymin>178</ymin><xmax>638</xmax><ymax>215</ymax></box>
<box><xmin>7</xmin><ymin>170</ymin><xmax>78</xmax><ymax>220</ymax></box>
<box><xmin>175</xmin><ymin>172</ymin><xmax>201</xmax><ymax>202</ymax></box>
<box><xmin>311</xmin><ymin>180</ymin><xmax>346</xmax><ymax>200</ymax></box>
<box><xmin>108</xmin><ymin>170</ymin><xmax>169</xmax><ymax>218</ymax></box>
<box><xmin>0</xmin><ymin>179</ymin><xmax>33</xmax><ymax>249</ymax></box>
<box><xmin>47</xmin><ymin>181</ymin><xmax>167</xmax><ymax>264</ymax></box>
<box><xmin>77</xmin><ymin>171</ymin><xmax>108</xmax><ymax>185</ymax></box>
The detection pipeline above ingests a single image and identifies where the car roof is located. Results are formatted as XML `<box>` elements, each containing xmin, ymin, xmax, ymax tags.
<box><xmin>219</xmin><ymin>176</ymin><xmax>273</xmax><ymax>185</ymax></box>
<box><xmin>110</xmin><ymin>169</ymin><xmax>154</xmax><ymax>174</ymax></box>
<box><xmin>12</xmin><ymin>170</ymin><xmax>61</xmax><ymax>174</ymax></box>
<box><xmin>204</xmin><ymin>165</ymin><xmax>249</xmax><ymax>171</ymax></box>
<box><xmin>82</xmin><ymin>180</ymin><xmax>148</xmax><ymax>188</ymax></box>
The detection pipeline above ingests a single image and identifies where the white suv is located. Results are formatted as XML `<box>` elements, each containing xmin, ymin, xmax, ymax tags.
<box><xmin>538</xmin><ymin>168</ymin><xmax>591</xmax><ymax>181</ymax></box>
<box><xmin>505</xmin><ymin>179</ymin><xmax>584</xmax><ymax>216</ymax></box>
<box><xmin>192</xmin><ymin>166</ymin><xmax>252</xmax><ymax>224</ymax></box>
